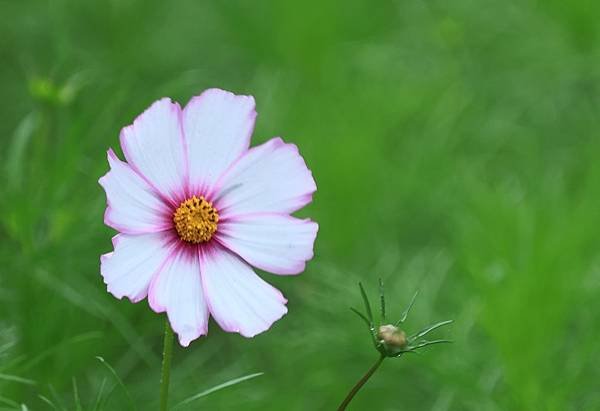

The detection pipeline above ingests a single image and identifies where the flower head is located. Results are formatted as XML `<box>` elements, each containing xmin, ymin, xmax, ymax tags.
<box><xmin>99</xmin><ymin>89</ymin><xmax>318</xmax><ymax>346</ymax></box>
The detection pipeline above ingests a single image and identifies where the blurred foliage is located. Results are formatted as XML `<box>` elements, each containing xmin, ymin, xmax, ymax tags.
<box><xmin>1</xmin><ymin>0</ymin><xmax>600</xmax><ymax>409</ymax></box>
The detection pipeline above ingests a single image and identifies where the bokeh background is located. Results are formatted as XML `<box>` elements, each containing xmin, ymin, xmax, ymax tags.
<box><xmin>2</xmin><ymin>1</ymin><xmax>600</xmax><ymax>410</ymax></box>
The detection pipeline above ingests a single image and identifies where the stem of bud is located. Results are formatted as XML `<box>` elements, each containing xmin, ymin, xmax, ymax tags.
<box><xmin>337</xmin><ymin>354</ymin><xmax>385</xmax><ymax>411</ymax></box>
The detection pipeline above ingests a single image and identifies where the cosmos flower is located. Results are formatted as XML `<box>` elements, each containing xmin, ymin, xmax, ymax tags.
<box><xmin>99</xmin><ymin>89</ymin><xmax>318</xmax><ymax>346</ymax></box>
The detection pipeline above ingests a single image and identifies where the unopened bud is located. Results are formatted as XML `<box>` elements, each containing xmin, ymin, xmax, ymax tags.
<box><xmin>377</xmin><ymin>325</ymin><xmax>407</xmax><ymax>350</ymax></box>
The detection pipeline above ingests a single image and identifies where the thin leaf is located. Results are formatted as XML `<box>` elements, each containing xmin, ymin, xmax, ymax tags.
<box><xmin>378</xmin><ymin>278</ymin><xmax>386</xmax><ymax>322</ymax></box>
<box><xmin>47</xmin><ymin>385</ymin><xmax>67</xmax><ymax>411</ymax></box>
<box><xmin>0</xmin><ymin>373</ymin><xmax>36</xmax><ymax>386</ymax></box>
<box><xmin>410</xmin><ymin>339</ymin><xmax>452</xmax><ymax>350</ymax></box>
<box><xmin>0</xmin><ymin>396</ymin><xmax>19</xmax><ymax>408</ymax></box>
<box><xmin>173</xmin><ymin>372</ymin><xmax>264</xmax><ymax>409</ymax></box>
<box><xmin>72</xmin><ymin>378</ymin><xmax>82</xmax><ymax>411</ymax></box>
<box><xmin>35</xmin><ymin>270</ymin><xmax>157</xmax><ymax>367</ymax></box>
<box><xmin>358</xmin><ymin>282</ymin><xmax>373</xmax><ymax>325</ymax></box>
<box><xmin>37</xmin><ymin>396</ymin><xmax>59</xmax><ymax>411</ymax></box>
<box><xmin>92</xmin><ymin>378</ymin><xmax>107</xmax><ymax>411</ymax></box>
<box><xmin>397</xmin><ymin>290</ymin><xmax>419</xmax><ymax>325</ymax></box>
<box><xmin>392</xmin><ymin>350</ymin><xmax>420</xmax><ymax>357</ymax></box>
<box><xmin>24</xmin><ymin>331</ymin><xmax>102</xmax><ymax>372</ymax></box>
<box><xmin>5</xmin><ymin>112</ymin><xmax>37</xmax><ymax>188</ymax></box>
<box><xmin>410</xmin><ymin>320</ymin><xmax>453</xmax><ymax>340</ymax></box>
<box><xmin>350</xmin><ymin>307</ymin><xmax>371</xmax><ymax>328</ymax></box>
<box><xmin>95</xmin><ymin>356</ymin><xmax>137</xmax><ymax>411</ymax></box>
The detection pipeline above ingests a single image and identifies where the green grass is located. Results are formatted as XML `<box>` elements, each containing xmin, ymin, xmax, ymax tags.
<box><xmin>1</xmin><ymin>0</ymin><xmax>600</xmax><ymax>409</ymax></box>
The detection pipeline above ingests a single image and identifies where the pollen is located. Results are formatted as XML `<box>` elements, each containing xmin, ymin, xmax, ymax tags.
<box><xmin>173</xmin><ymin>195</ymin><xmax>219</xmax><ymax>243</ymax></box>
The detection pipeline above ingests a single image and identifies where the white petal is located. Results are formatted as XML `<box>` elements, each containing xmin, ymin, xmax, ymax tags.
<box><xmin>183</xmin><ymin>88</ymin><xmax>256</xmax><ymax>196</ymax></box>
<box><xmin>99</xmin><ymin>149</ymin><xmax>172</xmax><ymax>234</ymax></box>
<box><xmin>148</xmin><ymin>246</ymin><xmax>209</xmax><ymax>346</ymax></box>
<box><xmin>214</xmin><ymin>137</ymin><xmax>316</xmax><ymax>218</ymax></box>
<box><xmin>200</xmin><ymin>245</ymin><xmax>287</xmax><ymax>337</ymax></box>
<box><xmin>100</xmin><ymin>232</ymin><xmax>175</xmax><ymax>303</ymax></box>
<box><xmin>120</xmin><ymin>98</ymin><xmax>188</xmax><ymax>205</ymax></box>
<box><xmin>217</xmin><ymin>214</ymin><xmax>318</xmax><ymax>275</ymax></box>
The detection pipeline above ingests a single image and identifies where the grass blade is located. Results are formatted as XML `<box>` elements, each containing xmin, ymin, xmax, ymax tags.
<box><xmin>23</xmin><ymin>331</ymin><xmax>102</xmax><ymax>372</ymax></box>
<box><xmin>95</xmin><ymin>356</ymin><xmax>137</xmax><ymax>411</ymax></box>
<box><xmin>72</xmin><ymin>378</ymin><xmax>82</xmax><ymax>411</ymax></box>
<box><xmin>37</xmin><ymin>396</ymin><xmax>60</xmax><ymax>411</ymax></box>
<box><xmin>0</xmin><ymin>396</ymin><xmax>19</xmax><ymax>408</ymax></box>
<box><xmin>92</xmin><ymin>378</ymin><xmax>107</xmax><ymax>411</ymax></box>
<box><xmin>173</xmin><ymin>372</ymin><xmax>264</xmax><ymax>409</ymax></box>
<box><xmin>47</xmin><ymin>385</ymin><xmax>67</xmax><ymax>411</ymax></box>
<box><xmin>0</xmin><ymin>373</ymin><xmax>35</xmax><ymax>386</ymax></box>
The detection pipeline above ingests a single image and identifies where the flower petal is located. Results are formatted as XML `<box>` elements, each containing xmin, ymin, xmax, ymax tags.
<box><xmin>183</xmin><ymin>89</ymin><xmax>256</xmax><ymax>196</ymax></box>
<box><xmin>99</xmin><ymin>149</ymin><xmax>172</xmax><ymax>234</ymax></box>
<box><xmin>217</xmin><ymin>214</ymin><xmax>318</xmax><ymax>275</ymax></box>
<box><xmin>120</xmin><ymin>98</ymin><xmax>188</xmax><ymax>205</ymax></box>
<box><xmin>214</xmin><ymin>137</ymin><xmax>316</xmax><ymax>217</ymax></box>
<box><xmin>199</xmin><ymin>245</ymin><xmax>288</xmax><ymax>337</ymax></box>
<box><xmin>100</xmin><ymin>232</ymin><xmax>176</xmax><ymax>303</ymax></box>
<box><xmin>148</xmin><ymin>246</ymin><xmax>209</xmax><ymax>346</ymax></box>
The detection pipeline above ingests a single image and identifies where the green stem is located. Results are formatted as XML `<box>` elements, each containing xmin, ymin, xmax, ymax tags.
<box><xmin>159</xmin><ymin>317</ymin><xmax>174</xmax><ymax>411</ymax></box>
<box><xmin>337</xmin><ymin>355</ymin><xmax>385</xmax><ymax>411</ymax></box>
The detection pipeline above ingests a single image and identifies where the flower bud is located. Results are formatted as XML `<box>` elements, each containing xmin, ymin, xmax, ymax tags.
<box><xmin>377</xmin><ymin>324</ymin><xmax>407</xmax><ymax>351</ymax></box>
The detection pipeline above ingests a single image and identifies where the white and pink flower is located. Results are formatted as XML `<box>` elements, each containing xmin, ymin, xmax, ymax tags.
<box><xmin>99</xmin><ymin>89</ymin><xmax>318</xmax><ymax>346</ymax></box>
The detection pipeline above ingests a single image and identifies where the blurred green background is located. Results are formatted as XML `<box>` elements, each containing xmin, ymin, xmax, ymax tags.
<box><xmin>2</xmin><ymin>0</ymin><xmax>600</xmax><ymax>410</ymax></box>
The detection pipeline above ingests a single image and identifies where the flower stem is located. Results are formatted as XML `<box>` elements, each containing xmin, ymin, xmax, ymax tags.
<box><xmin>159</xmin><ymin>317</ymin><xmax>174</xmax><ymax>411</ymax></box>
<box><xmin>337</xmin><ymin>355</ymin><xmax>385</xmax><ymax>411</ymax></box>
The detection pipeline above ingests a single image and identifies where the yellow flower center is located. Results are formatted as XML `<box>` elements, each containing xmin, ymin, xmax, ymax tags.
<box><xmin>173</xmin><ymin>195</ymin><xmax>219</xmax><ymax>243</ymax></box>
